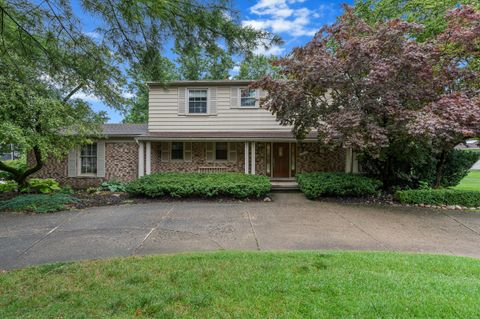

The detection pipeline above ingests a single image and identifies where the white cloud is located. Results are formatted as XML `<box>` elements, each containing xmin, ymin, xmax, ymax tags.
<box><xmin>84</xmin><ymin>31</ymin><xmax>101</xmax><ymax>39</ymax></box>
<box><xmin>231</xmin><ymin>65</ymin><xmax>241</xmax><ymax>73</ymax></box>
<box><xmin>242</xmin><ymin>0</ymin><xmax>319</xmax><ymax>37</ymax></box>
<box><xmin>72</xmin><ymin>91</ymin><xmax>101</xmax><ymax>102</ymax></box>
<box><xmin>253</xmin><ymin>45</ymin><xmax>285</xmax><ymax>56</ymax></box>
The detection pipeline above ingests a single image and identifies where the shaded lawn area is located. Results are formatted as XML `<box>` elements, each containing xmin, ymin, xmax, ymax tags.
<box><xmin>1</xmin><ymin>252</ymin><xmax>480</xmax><ymax>318</ymax></box>
<box><xmin>454</xmin><ymin>170</ymin><xmax>480</xmax><ymax>191</ymax></box>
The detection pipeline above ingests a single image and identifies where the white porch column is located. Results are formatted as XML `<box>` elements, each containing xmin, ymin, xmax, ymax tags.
<box><xmin>138</xmin><ymin>142</ymin><xmax>145</xmax><ymax>177</ymax></box>
<box><xmin>145</xmin><ymin>141</ymin><xmax>151</xmax><ymax>175</ymax></box>
<box><xmin>244</xmin><ymin>141</ymin><xmax>250</xmax><ymax>174</ymax></box>
<box><xmin>250</xmin><ymin>141</ymin><xmax>256</xmax><ymax>175</ymax></box>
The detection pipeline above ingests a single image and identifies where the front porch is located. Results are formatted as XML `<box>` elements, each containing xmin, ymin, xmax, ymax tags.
<box><xmin>135</xmin><ymin>139</ymin><xmax>353</xmax><ymax>179</ymax></box>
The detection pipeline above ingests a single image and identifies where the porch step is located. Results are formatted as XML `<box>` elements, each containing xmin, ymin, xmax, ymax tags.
<box><xmin>270</xmin><ymin>181</ymin><xmax>300</xmax><ymax>192</ymax></box>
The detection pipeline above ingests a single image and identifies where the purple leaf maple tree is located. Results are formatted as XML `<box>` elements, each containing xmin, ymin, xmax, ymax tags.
<box><xmin>255</xmin><ymin>5</ymin><xmax>480</xmax><ymax>188</ymax></box>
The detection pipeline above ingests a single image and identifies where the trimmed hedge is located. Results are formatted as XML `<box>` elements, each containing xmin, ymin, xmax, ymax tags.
<box><xmin>126</xmin><ymin>173</ymin><xmax>271</xmax><ymax>199</ymax></box>
<box><xmin>297</xmin><ymin>172</ymin><xmax>382</xmax><ymax>199</ymax></box>
<box><xmin>0</xmin><ymin>194</ymin><xmax>80</xmax><ymax>213</ymax></box>
<box><xmin>395</xmin><ymin>189</ymin><xmax>480</xmax><ymax>207</ymax></box>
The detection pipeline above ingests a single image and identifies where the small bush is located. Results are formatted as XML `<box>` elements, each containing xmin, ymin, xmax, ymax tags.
<box><xmin>126</xmin><ymin>173</ymin><xmax>271</xmax><ymax>199</ymax></box>
<box><xmin>24</xmin><ymin>178</ymin><xmax>61</xmax><ymax>194</ymax></box>
<box><xmin>297</xmin><ymin>172</ymin><xmax>382</xmax><ymax>199</ymax></box>
<box><xmin>395</xmin><ymin>189</ymin><xmax>480</xmax><ymax>207</ymax></box>
<box><xmin>100</xmin><ymin>180</ymin><xmax>127</xmax><ymax>192</ymax></box>
<box><xmin>0</xmin><ymin>194</ymin><xmax>80</xmax><ymax>213</ymax></box>
<box><xmin>0</xmin><ymin>180</ymin><xmax>18</xmax><ymax>193</ymax></box>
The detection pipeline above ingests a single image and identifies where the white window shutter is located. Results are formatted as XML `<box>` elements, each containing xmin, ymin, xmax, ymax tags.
<box><xmin>67</xmin><ymin>148</ymin><xmax>77</xmax><ymax>177</ymax></box>
<box><xmin>230</xmin><ymin>87</ymin><xmax>238</xmax><ymax>108</ymax></box>
<box><xmin>178</xmin><ymin>88</ymin><xmax>186</xmax><ymax>115</ymax></box>
<box><xmin>184</xmin><ymin>142</ymin><xmax>192</xmax><ymax>162</ymax></box>
<box><xmin>206</xmin><ymin>142</ymin><xmax>214</xmax><ymax>162</ymax></box>
<box><xmin>96</xmin><ymin>141</ymin><xmax>106</xmax><ymax>177</ymax></box>
<box><xmin>228</xmin><ymin>143</ymin><xmax>237</xmax><ymax>162</ymax></box>
<box><xmin>161</xmin><ymin>142</ymin><xmax>171</xmax><ymax>162</ymax></box>
<box><xmin>209</xmin><ymin>87</ymin><xmax>217</xmax><ymax>115</ymax></box>
<box><xmin>255</xmin><ymin>89</ymin><xmax>261</xmax><ymax>108</ymax></box>
<box><xmin>260</xmin><ymin>88</ymin><xmax>267</xmax><ymax>98</ymax></box>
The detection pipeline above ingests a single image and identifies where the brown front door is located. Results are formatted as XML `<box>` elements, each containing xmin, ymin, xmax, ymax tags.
<box><xmin>273</xmin><ymin>143</ymin><xmax>290</xmax><ymax>178</ymax></box>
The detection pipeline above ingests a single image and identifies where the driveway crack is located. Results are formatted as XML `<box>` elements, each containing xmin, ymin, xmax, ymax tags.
<box><xmin>333</xmin><ymin>210</ymin><xmax>390</xmax><ymax>250</ymax></box>
<box><xmin>19</xmin><ymin>213</ymin><xmax>76</xmax><ymax>257</ymax></box>
<box><xmin>246</xmin><ymin>209</ymin><xmax>261</xmax><ymax>250</ymax></box>
<box><xmin>441</xmin><ymin>212</ymin><xmax>480</xmax><ymax>237</ymax></box>
<box><xmin>132</xmin><ymin>206</ymin><xmax>174</xmax><ymax>254</ymax></box>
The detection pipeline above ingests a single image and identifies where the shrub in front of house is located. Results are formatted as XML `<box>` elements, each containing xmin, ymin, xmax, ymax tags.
<box><xmin>297</xmin><ymin>172</ymin><xmax>382</xmax><ymax>199</ymax></box>
<box><xmin>0</xmin><ymin>194</ymin><xmax>80</xmax><ymax>213</ymax></box>
<box><xmin>395</xmin><ymin>189</ymin><xmax>480</xmax><ymax>207</ymax></box>
<box><xmin>126</xmin><ymin>173</ymin><xmax>271</xmax><ymax>199</ymax></box>
<box><xmin>0</xmin><ymin>180</ymin><xmax>18</xmax><ymax>193</ymax></box>
<box><xmin>99</xmin><ymin>180</ymin><xmax>127</xmax><ymax>192</ymax></box>
<box><xmin>24</xmin><ymin>178</ymin><xmax>62</xmax><ymax>194</ymax></box>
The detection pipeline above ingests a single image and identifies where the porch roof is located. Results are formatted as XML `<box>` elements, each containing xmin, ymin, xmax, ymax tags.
<box><xmin>135</xmin><ymin>131</ymin><xmax>319</xmax><ymax>142</ymax></box>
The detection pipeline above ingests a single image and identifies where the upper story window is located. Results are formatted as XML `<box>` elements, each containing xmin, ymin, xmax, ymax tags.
<box><xmin>215</xmin><ymin>142</ymin><xmax>228</xmax><ymax>161</ymax></box>
<box><xmin>80</xmin><ymin>143</ymin><xmax>97</xmax><ymax>174</ymax></box>
<box><xmin>240</xmin><ymin>88</ymin><xmax>257</xmax><ymax>107</ymax></box>
<box><xmin>188</xmin><ymin>89</ymin><xmax>208</xmax><ymax>114</ymax></box>
<box><xmin>171</xmin><ymin>142</ymin><xmax>184</xmax><ymax>160</ymax></box>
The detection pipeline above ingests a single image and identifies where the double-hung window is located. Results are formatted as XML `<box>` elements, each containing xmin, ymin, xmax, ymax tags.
<box><xmin>188</xmin><ymin>89</ymin><xmax>208</xmax><ymax>114</ymax></box>
<box><xmin>240</xmin><ymin>88</ymin><xmax>257</xmax><ymax>107</ymax></box>
<box><xmin>215</xmin><ymin>142</ymin><xmax>228</xmax><ymax>161</ymax></box>
<box><xmin>80</xmin><ymin>143</ymin><xmax>97</xmax><ymax>174</ymax></box>
<box><xmin>171</xmin><ymin>142</ymin><xmax>184</xmax><ymax>160</ymax></box>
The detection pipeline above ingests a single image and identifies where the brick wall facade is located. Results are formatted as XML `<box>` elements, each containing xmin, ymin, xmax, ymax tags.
<box><xmin>29</xmin><ymin>141</ymin><xmax>138</xmax><ymax>188</ymax></box>
<box><xmin>30</xmin><ymin>140</ymin><xmax>345</xmax><ymax>188</ymax></box>
<box><xmin>151</xmin><ymin>142</ymin><xmax>246</xmax><ymax>173</ymax></box>
<box><xmin>296</xmin><ymin>143</ymin><xmax>345</xmax><ymax>173</ymax></box>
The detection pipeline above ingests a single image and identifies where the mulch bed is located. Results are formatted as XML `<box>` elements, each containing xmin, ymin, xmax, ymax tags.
<box><xmin>0</xmin><ymin>191</ymin><xmax>269</xmax><ymax>213</ymax></box>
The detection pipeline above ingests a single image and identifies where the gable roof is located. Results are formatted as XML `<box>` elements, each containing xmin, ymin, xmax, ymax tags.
<box><xmin>147</xmin><ymin>80</ymin><xmax>254</xmax><ymax>87</ymax></box>
<box><xmin>102</xmin><ymin>124</ymin><xmax>148</xmax><ymax>136</ymax></box>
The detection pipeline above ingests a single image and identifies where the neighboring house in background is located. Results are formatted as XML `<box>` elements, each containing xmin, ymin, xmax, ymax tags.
<box><xmin>30</xmin><ymin>80</ymin><xmax>358</xmax><ymax>188</ymax></box>
<box><xmin>455</xmin><ymin>139</ymin><xmax>480</xmax><ymax>170</ymax></box>
<box><xmin>1</xmin><ymin>144</ymin><xmax>20</xmax><ymax>161</ymax></box>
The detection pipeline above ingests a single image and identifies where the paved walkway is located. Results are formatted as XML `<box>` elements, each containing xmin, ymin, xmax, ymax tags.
<box><xmin>1</xmin><ymin>193</ymin><xmax>480</xmax><ymax>269</ymax></box>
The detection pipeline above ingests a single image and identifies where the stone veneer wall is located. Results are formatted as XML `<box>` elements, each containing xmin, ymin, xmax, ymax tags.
<box><xmin>151</xmin><ymin>142</ymin><xmax>246</xmax><ymax>173</ymax></box>
<box><xmin>296</xmin><ymin>143</ymin><xmax>345</xmax><ymax>173</ymax></box>
<box><xmin>28</xmin><ymin>141</ymin><xmax>138</xmax><ymax>188</ymax></box>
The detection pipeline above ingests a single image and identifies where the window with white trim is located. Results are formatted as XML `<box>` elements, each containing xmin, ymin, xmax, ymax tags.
<box><xmin>171</xmin><ymin>142</ymin><xmax>184</xmax><ymax>160</ymax></box>
<box><xmin>80</xmin><ymin>143</ymin><xmax>97</xmax><ymax>174</ymax></box>
<box><xmin>240</xmin><ymin>88</ymin><xmax>257</xmax><ymax>107</ymax></box>
<box><xmin>188</xmin><ymin>89</ymin><xmax>208</xmax><ymax>113</ymax></box>
<box><xmin>215</xmin><ymin>142</ymin><xmax>228</xmax><ymax>161</ymax></box>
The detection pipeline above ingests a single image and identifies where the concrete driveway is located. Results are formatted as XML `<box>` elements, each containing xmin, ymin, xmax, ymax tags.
<box><xmin>1</xmin><ymin>193</ymin><xmax>480</xmax><ymax>269</ymax></box>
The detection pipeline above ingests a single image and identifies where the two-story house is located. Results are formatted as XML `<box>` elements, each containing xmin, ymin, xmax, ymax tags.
<box><xmin>33</xmin><ymin>80</ymin><xmax>356</xmax><ymax>188</ymax></box>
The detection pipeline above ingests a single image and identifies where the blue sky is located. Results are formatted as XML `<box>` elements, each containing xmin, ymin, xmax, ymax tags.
<box><xmin>75</xmin><ymin>0</ymin><xmax>351</xmax><ymax>123</ymax></box>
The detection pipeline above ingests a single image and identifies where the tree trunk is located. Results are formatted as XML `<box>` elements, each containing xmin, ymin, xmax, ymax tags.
<box><xmin>0</xmin><ymin>146</ymin><xmax>43</xmax><ymax>188</ymax></box>
<box><xmin>381</xmin><ymin>155</ymin><xmax>392</xmax><ymax>190</ymax></box>
<box><xmin>434</xmin><ymin>150</ymin><xmax>447</xmax><ymax>189</ymax></box>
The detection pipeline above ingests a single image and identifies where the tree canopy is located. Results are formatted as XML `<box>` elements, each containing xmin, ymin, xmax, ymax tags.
<box><xmin>255</xmin><ymin>5</ymin><xmax>480</xmax><ymax>188</ymax></box>
<box><xmin>354</xmin><ymin>0</ymin><xmax>480</xmax><ymax>41</ymax></box>
<box><xmin>0</xmin><ymin>0</ymin><xmax>280</xmax><ymax>182</ymax></box>
<box><xmin>235</xmin><ymin>54</ymin><xmax>281</xmax><ymax>80</ymax></box>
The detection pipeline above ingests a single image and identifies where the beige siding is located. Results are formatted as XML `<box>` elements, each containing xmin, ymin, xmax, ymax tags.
<box><xmin>148</xmin><ymin>86</ymin><xmax>293</xmax><ymax>132</ymax></box>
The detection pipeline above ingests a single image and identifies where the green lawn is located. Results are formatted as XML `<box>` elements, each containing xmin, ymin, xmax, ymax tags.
<box><xmin>2</xmin><ymin>252</ymin><xmax>480</xmax><ymax>318</ymax></box>
<box><xmin>455</xmin><ymin>170</ymin><xmax>480</xmax><ymax>191</ymax></box>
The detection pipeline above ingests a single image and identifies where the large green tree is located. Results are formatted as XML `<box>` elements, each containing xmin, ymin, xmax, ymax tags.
<box><xmin>1</xmin><ymin>0</ymin><xmax>280</xmax><ymax>181</ymax></box>
<box><xmin>354</xmin><ymin>0</ymin><xmax>480</xmax><ymax>41</ymax></box>
<box><xmin>235</xmin><ymin>54</ymin><xmax>281</xmax><ymax>80</ymax></box>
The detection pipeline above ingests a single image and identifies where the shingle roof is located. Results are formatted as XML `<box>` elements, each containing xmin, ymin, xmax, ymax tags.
<box><xmin>102</xmin><ymin>124</ymin><xmax>148</xmax><ymax>136</ymax></box>
<box><xmin>147</xmin><ymin>80</ymin><xmax>254</xmax><ymax>87</ymax></box>
<box><xmin>137</xmin><ymin>131</ymin><xmax>318</xmax><ymax>141</ymax></box>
